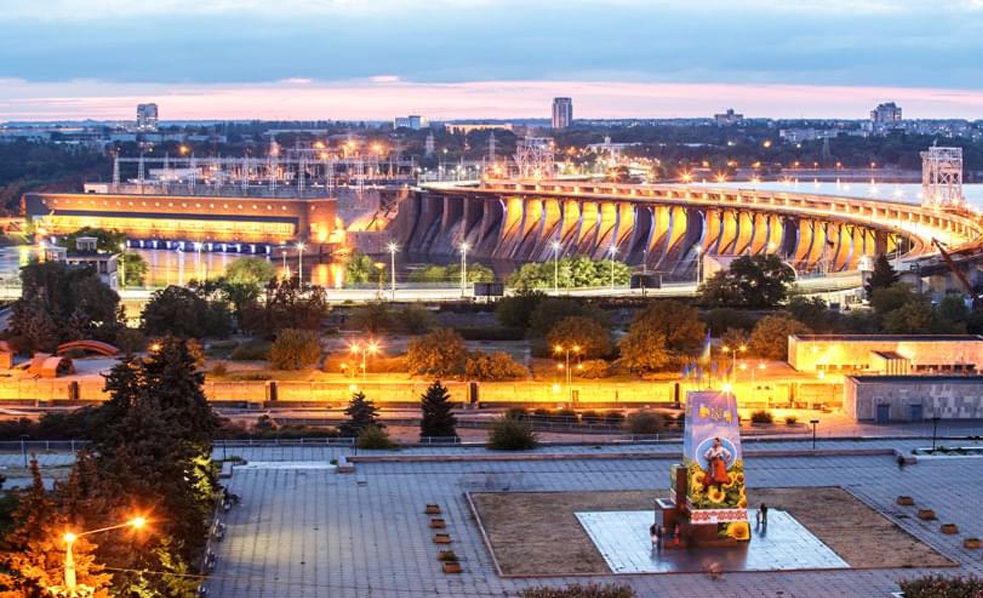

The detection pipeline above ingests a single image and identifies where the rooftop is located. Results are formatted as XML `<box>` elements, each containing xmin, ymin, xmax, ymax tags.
<box><xmin>849</xmin><ymin>375</ymin><xmax>983</xmax><ymax>382</ymax></box>
<box><xmin>792</xmin><ymin>334</ymin><xmax>983</xmax><ymax>342</ymax></box>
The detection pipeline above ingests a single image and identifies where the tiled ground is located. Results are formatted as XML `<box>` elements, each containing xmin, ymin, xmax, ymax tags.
<box><xmin>200</xmin><ymin>441</ymin><xmax>983</xmax><ymax>598</ymax></box>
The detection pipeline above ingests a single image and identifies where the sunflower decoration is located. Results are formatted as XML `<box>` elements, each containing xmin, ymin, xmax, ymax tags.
<box><xmin>690</xmin><ymin>469</ymin><xmax>706</xmax><ymax>490</ymax></box>
<box><xmin>737</xmin><ymin>497</ymin><xmax>747</xmax><ymax>508</ymax></box>
<box><xmin>706</xmin><ymin>485</ymin><xmax>727</xmax><ymax>505</ymax></box>
<box><xmin>722</xmin><ymin>471</ymin><xmax>737</xmax><ymax>490</ymax></box>
<box><xmin>725</xmin><ymin>520</ymin><xmax>751</xmax><ymax>541</ymax></box>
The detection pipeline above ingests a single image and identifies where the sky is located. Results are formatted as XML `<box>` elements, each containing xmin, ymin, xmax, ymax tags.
<box><xmin>3</xmin><ymin>0</ymin><xmax>983</xmax><ymax>121</ymax></box>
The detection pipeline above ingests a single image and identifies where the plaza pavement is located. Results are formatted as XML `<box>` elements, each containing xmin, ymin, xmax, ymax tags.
<box><xmin>201</xmin><ymin>438</ymin><xmax>983</xmax><ymax>598</ymax></box>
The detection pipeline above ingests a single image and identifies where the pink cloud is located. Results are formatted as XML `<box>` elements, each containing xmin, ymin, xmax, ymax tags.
<box><xmin>2</xmin><ymin>79</ymin><xmax>983</xmax><ymax>121</ymax></box>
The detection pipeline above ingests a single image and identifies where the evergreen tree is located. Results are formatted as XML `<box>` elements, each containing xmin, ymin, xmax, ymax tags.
<box><xmin>0</xmin><ymin>461</ymin><xmax>112</xmax><ymax>597</ymax></box>
<box><xmin>339</xmin><ymin>391</ymin><xmax>382</xmax><ymax>438</ymax></box>
<box><xmin>419</xmin><ymin>380</ymin><xmax>458</xmax><ymax>440</ymax></box>
<box><xmin>864</xmin><ymin>254</ymin><xmax>900</xmax><ymax>299</ymax></box>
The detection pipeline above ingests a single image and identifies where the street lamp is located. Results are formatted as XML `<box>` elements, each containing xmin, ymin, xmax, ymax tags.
<box><xmin>607</xmin><ymin>245</ymin><xmax>617</xmax><ymax>290</ymax></box>
<box><xmin>459</xmin><ymin>242</ymin><xmax>469</xmax><ymax>298</ymax></box>
<box><xmin>551</xmin><ymin>240</ymin><xmax>562</xmax><ymax>294</ymax></box>
<box><xmin>554</xmin><ymin>344</ymin><xmax>581</xmax><ymax>403</ymax></box>
<box><xmin>387</xmin><ymin>242</ymin><xmax>399</xmax><ymax>302</ymax></box>
<box><xmin>695</xmin><ymin>246</ymin><xmax>703</xmax><ymax>285</ymax></box>
<box><xmin>295</xmin><ymin>242</ymin><xmax>306</xmax><ymax>284</ymax></box>
<box><xmin>280</xmin><ymin>242</ymin><xmax>288</xmax><ymax>278</ymax></box>
<box><xmin>930</xmin><ymin>416</ymin><xmax>941</xmax><ymax>451</ymax></box>
<box><xmin>721</xmin><ymin>344</ymin><xmax>746</xmax><ymax>382</ymax></box>
<box><xmin>809</xmin><ymin>419</ymin><xmax>820</xmax><ymax>450</ymax></box>
<box><xmin>193</xmin><ymin>242</ymin><xmax>203</xmax><ymax>279</ymax></box>
<box><xmin>750</xmin><ymin>362</ymin><xmax>766</xmax><ymax>404</ymax></box>
<box><xmin>349</xmin><ymin>340</ymin><xmax>380</xmax><ymax>381</ymax></box>
<box><xmin>56</xmin><ymin>517</ymin><xmax>147</xmax><ymax>595</ymax></box>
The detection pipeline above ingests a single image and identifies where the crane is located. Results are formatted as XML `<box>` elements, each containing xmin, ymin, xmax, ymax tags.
<box><xmin>931</xmin><ymin>237</ymin><xmax>980</xmax><ymax>309</ymax></box>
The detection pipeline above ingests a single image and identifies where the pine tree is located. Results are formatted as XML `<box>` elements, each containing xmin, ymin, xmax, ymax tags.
<box><xmin>864</xmin><ymin>253</ymin><xmax>900</xmax><ymax>299</ymax></box>
<box><xmin>419</xmin><ymin>380</ymin><xmax>458</xmax><ymax>440</ymax></box>
<box><xmin>339</xmin><ymin>391</ymin><xmax>382</xmax><ymax>438</ymax></box>
<box><xmin>0</xmin><ymin>461</ymin><xmax>112</xmax><ymax>597</ymax></box>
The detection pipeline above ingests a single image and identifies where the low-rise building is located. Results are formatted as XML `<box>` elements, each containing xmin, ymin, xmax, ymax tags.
<box><xmin>788</xmin><ymin>334</ymin><xmax>983</xmax><ymax>374</ymax></box>
<box><xmin>844</xmin><ymin>375</ymin><xmax>983</xmax><ymax>422</ymax></box>
<box><xmin>43</xmin><ymin>236</ymin><xmax>119</xmax><ymax>290</ymax></box>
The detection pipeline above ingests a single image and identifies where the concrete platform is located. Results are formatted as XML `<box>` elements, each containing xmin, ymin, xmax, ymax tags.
<box><xmin>576</xmin><ymin>509</ymin><xmax>849</xmax><ymax>574</ymax></box>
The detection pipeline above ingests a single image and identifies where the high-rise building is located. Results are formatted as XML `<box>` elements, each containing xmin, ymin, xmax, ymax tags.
<box><xmin>394</xmin><ymin>115</ymin><xmax>428</xmax><ymax>130</ymax></box>
<box><xmin>714</xmin><ymin>108</ymin><xmax>744</xmax><ymax>126</ymax></box>
<box><xmin>552</xmin><ymin>97</ymin><xmax>573</xmax><ymax>130</ymax></box>
<box><xmin>870</xmin><ymin>102</ymin><xmax>902</xmax><ymax>124</ymax></box>
<box><xmin>136</xmin><ymin>103</ymin><xmax>159</xmax><ymax>131</ymax></box>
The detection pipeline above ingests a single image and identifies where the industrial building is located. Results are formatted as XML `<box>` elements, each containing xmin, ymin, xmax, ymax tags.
<box><xmin>788</xmin><ymin>334</ymin><xmax>983</xmax><ymax>374</ymax></box>
<box><xmin>844</xmin><ymin>375</ymin><xmax>983</xmax><ymax>422</ymax></box>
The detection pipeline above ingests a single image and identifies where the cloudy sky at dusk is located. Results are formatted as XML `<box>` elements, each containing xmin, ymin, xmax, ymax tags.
<box><xmin>3</xmin><ymin>0</ymin><xmax>983</xmax><ymax>121</ymax></box>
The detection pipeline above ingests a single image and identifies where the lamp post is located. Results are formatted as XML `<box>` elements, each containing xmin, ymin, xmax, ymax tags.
<box><xmin>349</xmin><ymin>340</ymin><xmax>379</xmax><ymax>381</ymax></box>
<box><xmin>193</xmin><ymin>242</ymin><xmax>203</xmax><ymax>280</ymax></box>
<box><xmin>387</xmin><ymin>242</ymin><xmax>398</xmax><ymax>302</ymax></box>
<box><xmin>56</xmin><ymin>517</ymin><xmax>147</xmax><ymax>595</ymax></box>
<box><xmin>751</xmin><ymin>362</ymin><xmax>766</xmax><ymax>404</ymax></box>
<box><xmin>295</xmin><ymin>242</ymin><xmax>306</xmax><ymax>284</ymax></box>
<box><xmin>607</xmin><ymin>245</ymin><xmax>617</xmax><ymax>290</ymax></box>
<box><xmin>280</xmin><ymin>243</ymin><xmax>288</xmax><ymax>278</ymax></box>
<box><xmin>551</xmin><ymin>240</ymin><xmax>561</xmax><ymax>294</ymax></box>
<box><xmin>19</xmin><ymin>434</ymin><xmax>28</xmax><ymax>468</ymax></box>
<box><xmin>809</xmin><ymin>419</ymin><xmax>819</xmax><ymax>450</ymax></box>
<box><xmin>695</xmin><ymin>246</ymin><xmax>703</xmax><ymax>286</ymax></box>
<box><xmin>721</xmin><ymin>344</ymin><xmax>746</xmax><ymax>382</ymax></box>
<box><xmin>930</xmin><ymin>416</ymin><xmax>941</xmax><ymax>451</ymax></box>
<box><xmin>554</xmin><ymin>344</ymin><xmax>581</xmax><ymax>403</ymax></box>
<box><xmin>459</xmin><ymin>242</ymin><xmax>469</xmax><ymax>298</ymax></box>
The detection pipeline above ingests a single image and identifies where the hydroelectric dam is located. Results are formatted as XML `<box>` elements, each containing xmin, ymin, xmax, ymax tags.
<box><xmin>388</xmin><ymin>180</ymin><xmax>983</xmax><ymax>281</ymax></box>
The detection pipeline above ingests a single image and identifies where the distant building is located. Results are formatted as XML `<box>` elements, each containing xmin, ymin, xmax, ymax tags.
<box><xmin>552</xmin><ymin>97</ymin><xmax>573</xmax><ymax>130</ymax></box>
<box><xmin>136</xmin><ymin>103</ymin><xmax>158</xmax><ymax>132</ymax></box>
<box><xmin>43</xmin><ymin>236</ymin><xmax>119</xmax><ymax>290</ymax></box>
<box><xmin>444</xmin><ymin>123</ymin><xmax>514</xmax><ymax>135</ymax></box>
<box><xmin>870</xmin><ymin>102</ymin><xmax>902</xmax><ymax>124</ymax></box>
<box><xmin>714</xmin><ymin>108</ymin><xmax>744</xmax><ymax>126</ymax></box>
<box><xmin>393</xmin><ymin>115</ymin><xmax>428</xmax><ymax>130</ymax></box>
<box><xmin>788</xmin><ymin>334</ymin><xmax>983</xmax><ymax>374</ymax></box>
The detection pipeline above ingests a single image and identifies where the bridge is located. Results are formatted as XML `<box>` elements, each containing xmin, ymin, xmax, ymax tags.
<box><xmin>392</xmin><ymin>180</ymin><xmax>982</xmax><ymax>280</ymax></box>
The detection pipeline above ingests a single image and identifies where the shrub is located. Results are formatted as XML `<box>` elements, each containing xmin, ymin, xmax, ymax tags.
<box><xmin>405</xmin><ymin>329</ymin><xmax>468</xmax><ymax>377</ymax></box>
<box><xmin>604</xmin><ymin>410</ymin><xmax>626</xmax><ymax>425</ymax></box>
<box><xmin>356</xmin><ymin>424</ymin><xmax>397</xmax><ymax>449</ymax></box>
<box><xmin>784</xmin><ymin>415</ymin><xmax>798</xmax><ymax>425</ymax></box>
<box><xmin>466</xmin><ymin>351</ymin><xmax>527</xmax><ymax>381</ymax></box>
<box><xmin>487</xmin><ymin>416</ymin><xmax>538</xmax><ymax>450</ymax></box>
<box><xmin>437</xmin><ymin>550</ymin><xmax>459</xmax><ymax>562</ymax></box>
<box><xmin>521</xmin><ymin>583</ymin><xmax>636</xmax><ymax>598</ymax></box>
<box><xmin>750</xmin><ymin>410</ymin><xmax>774</xmax><ymax>424</ymax></box>
<box><xmin>230</xmin><ymin>339</ymin><xmax>272</xmax><ymax>361</ymax></box>
<box><xmin>576</xmin><ymin>359</ymin><xmax>610</xmax><ymax>379</ymax></box>
<box><xmin>209</xmin><ymin>361</ymin><xmax>229</xmax><ymax>377</ymax></box>
<box><xmin>505</xmin><ymin>407</ymin><xmax>528</xmax><ymax>420</ymax></box>
<box><xmin>269</xmin><ymin>328</ymin><xmax>321</xmax><ymax>370</ymax></box>
<box><xmin>898</xmin><ymin>575</ymin><xmax>983</xmax><ymax>598</ymax></box>
<box><xmin>625</xmin><ymin>410</ymin><xmax>663</xmax><ymax>435</ymax></box>
<box><xmin>395</xmin><ymin>304</ymin><xmax>435</xmax><ymax>334</ymax></box>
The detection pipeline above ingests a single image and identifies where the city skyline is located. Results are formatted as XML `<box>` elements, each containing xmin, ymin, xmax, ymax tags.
<box><xmin>3</xmin><ymin>0</ymin><xmax>983</xmax><ymax>120</ymax></box>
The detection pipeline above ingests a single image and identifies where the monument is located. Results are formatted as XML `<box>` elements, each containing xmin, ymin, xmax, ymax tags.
<box><xmin>657</xmin><ymin>389</ymin><xmax>751</xmax><ymax>547</ymax></box>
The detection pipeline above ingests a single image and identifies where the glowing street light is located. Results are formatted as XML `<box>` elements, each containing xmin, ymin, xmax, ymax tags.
<box><xmin>295</xmin><ymin>241</ymin><xmax>306</xmax><ymax>284</ymax></box>
<box><xmin>349</xmin><ymin>340</ymin><xmax>380</xmax><ymax>381</ymax></box>
<box><xmin>459</xmin><ymin>242</ymin><xmax>470</xmax><ymax>298</ymax></box>
<box><xmin>56</xmin><ymin>516</ymin><xmax>147</xmax><ymax>595</ymax></box>
<box><xmin>554</xmin><ymin>344</ymin><xmax>581</xmax><ymax>403</ymax></box>
<box><xmin>387</xmin><ymin>242</ymin><xmax>399</xmax><ymax>302</ymax></box>
<box><xmin>721</xmin><ymin>344</ymin><xmax>746</xmax><ymax>382</ymax></box>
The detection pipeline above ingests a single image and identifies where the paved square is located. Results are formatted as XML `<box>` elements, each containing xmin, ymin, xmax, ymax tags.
<box><xmin>576</xmin><ymin>509</ymin><xmax>849</xmax><ymax>574</ymax></box>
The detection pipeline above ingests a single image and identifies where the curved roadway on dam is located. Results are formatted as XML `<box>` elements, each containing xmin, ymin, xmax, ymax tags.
<box><xmin>393</xmin><ymin>180</ymin><xmax>983</xmax><ymax>281</ymax></box>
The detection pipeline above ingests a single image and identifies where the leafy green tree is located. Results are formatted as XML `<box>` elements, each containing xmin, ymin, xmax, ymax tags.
<box><xmin>528</xmin><ymin>298</ymin><xmax>605</xmax><ymax>337</ymax></box>
<box><xmin>631</xmin><ymin>300</ymin><xmax>705</xmax><ymax>355</ymax></box>
<box><xmin>344</xmin><ymin>250</ymin><xmax>374</xmax><ymax>284</ymax></box>
<box><xmin>487</xmin><ymin>415</ymin><xmax>538</xmax><ymax>450</ymax></box>
<box><xmin>701</xmin><ymin>308</ymin><xmax>756</xmax><ymax>336</ymax></box>
<box><xmin>339</xmin><ymin>391</ymin><xmax>382</xmax><ymax>438</ymax></box>
<box><xmin>269</xmin><ymin>329</ymin><xmax>322</xmax><ymax>370</ymax></box>
<box><xmin>11</xmin><ymin>261</ymin><xmax>123</xmax><ymax>352</ymax></box>
<box><xmin>546</xmin><ymin>316</ymin><xmax>612</xmax><ymax>359</ymax></box>
<box><xmin>58</xmin><ymin>227</ymin><xmax>126</xmax><ymax>252</ymax></box>
<box><xmin>356</xmin><ymin>424</ymin><xmax>397</xmax><ymax>449</ymax></box>
<box><xmin>785</xmin><ymin>296</ymin><xmax>838</xmax><ymax>333</ymax></box>
<box><xmin>405</xmin><ymin>329</ymin><xmax>469</xmax><ymax>377</ymax></box>
<box><xmin>224</xmin><ymin>257</ymin><xmax>276</xmax><ymax>287</ymax></box>
<box><xmin>419</xmin><ymin>380</ymin><xmax>458</xmax><ymax>439</ymax></box>
<box><xmin>347</xmin><ymin>301</ymin><xmax>393</xmax><ymax>334</ymax></box>
<box><xmin>495</xmin><ymin>289</ymin><xmax>546</xmax><ymax>329</ymax></box>
<box><xmin>699</xmin><ymin>255</ymin><xmax>795</xmax><ymax>308</ymax></box>
<box><xmin>395</xmin><ymin>304</ymin><xmax>435</xmax><ymax>334</ymax></box>
<box><xmin>619</xmin><ymin>325</ymin><xmax>669</xmax><ymax>374</ymax></box>
<box><xmin>141</xmin><ymin>285</ymin><xmax>232</xmax><ymax>338</ymax></box>
<box><xmin>747</xmin><ymin>314</ymin><xmax>810</xmax><ymax>360</ymax></box>
<box><xmin>241</xmin><ymin>277</ymin><xmax>329</xmax><ymax>336</ymax></box>
<box><xmin>507</xmin><ymin>257</ymin><xmax>630</xmax><ymax>290</ymax></box>
<box><xmin>465</xmin><ymin>351</ymin><xmax>527</xmax><ymax>381</ymax></box>
<box><xmin>864</xmin><ymin>253</ymin><xmax>899</xmax><ymax>299</ymax></box>
<box><xmin>120</xmin><ymin>252</ymin><xmax>148</xmax><ymax>287</ymax></box>
<box><xmin>870</xmin><ymin>284</ymin><xmax>917</xmax><ymax>317</ymax></box>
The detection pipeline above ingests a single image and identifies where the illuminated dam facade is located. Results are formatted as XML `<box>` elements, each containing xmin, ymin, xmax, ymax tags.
<box><xmin>391</xmin><ymin>180</ymin><xmax>982</xmax><ymax>279</ymax></box>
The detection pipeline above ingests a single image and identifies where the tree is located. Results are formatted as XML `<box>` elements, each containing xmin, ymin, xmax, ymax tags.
<box><xmin>339</xmin><ymin>391</ymin><xmax>382</xmax><ymax>438</ymax></box>
<box><xmin>405</xmin><ymin>329</ymin><xmax>468</xmax><ymax>377</ymax></box>
<box><xmin>224</xmin><ymin>257</ymin><xmax>276</xmax><ymax>288</ymax></box>
<box><xmin>495</xmin><ymin>289</ymin><xmax>546</xmax><ymax>329</ymax></box>
<box><xmin>870</xmin><ymin>284</ymin><xmax>917</xmax><ymax>317</ymax></box>
<box><xmin>465</xmin><ymin>351</ymin><xmax>528</xmax><ymax>381</ymax></box>
<box><xmin>546</xmin><ymin>316</ymin><xmax>612</xmax><ymax>359</ymax></box>
<box><xmin>11</xmin><ymin>261</ymin><xmax>124</xmax><ymax>352</ymax></box>
<box><xmin>0</xmin><ymin>461</ymin><xmax>112</xmax><ymax>597</ymax></box>
<box><xmin>528</xmin><ymin>298</ymin><xmax>605</xmax><ymax>337</ymax></box>
<box><xmin>882</xmin><ymin>295</ymin><xmax>943</xmax><ymax>334</ymax></box>
<box><xmin>619</xmin><ymin>326</ymin><xmax>669</xmax><ymax>374</ymax></box>
<box><xmin>487</xmin><ymin>415</ymin><xmax>537</xmax><ymax>450</ymax></box>
<box><xmin>241</xmin><ymin>277</ymin><xmax>329</xmax><ymax>336</ymax></box>
<box><xmin>785</xmin><ymin>296</ymin><xmax>838</xmax><ymax>333</ymax></box>
<box><xmin>419</xmin><ymin>380</ymin><xmax>458</xmax><ymax>439</ymax></box>
<box><xmin>747</xmin><ymin>314</ymin><xmax>811</xmax><ymax>360</ymax></box>
<box><xmin>699</xmin><ymin>255</ymin><xmax>796</xmax><ymax>308</ymax></box>
<box><xmin>629</xmin><ymin>300</ymin><xmax>705</xmax><ymax>354</ymax></box>
<box><xmin>344</xmin><ymin>250</ymin><xmax>374</xmax><ymax>284</ymax></box>
<box><xmin>864</xmin><ymin>253</ymin><xmax>899</xmax><ymax>299</ymax></box>
<box><xmin>58</xmin><ymin>227</ymin><xmax>126</xmax><ymax>252</ymax></box>
<box><xmin>347</xmin><ymin>301</ymin><xmax>393</xmax><ymax>334</ymax></box>
<box><xmin>269</xmin><ymin>329</ymin><xmax>322</xmax><ymax>370</ymax></box>
<box><xmin>120</xmin><ymin>252</ymin><xmax>148</xmax><ymax>287</ymax></box>
<box><xmin>141</xmin><ymin>285</ymin><xmax>232</xmax><ymax>338</ymax></box>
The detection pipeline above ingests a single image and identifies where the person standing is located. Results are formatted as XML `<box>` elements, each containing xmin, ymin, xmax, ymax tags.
<box><xmin>702</xmin><ymin>437</ymin><xmax>733</xmax><ymax>489</ymax></box>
